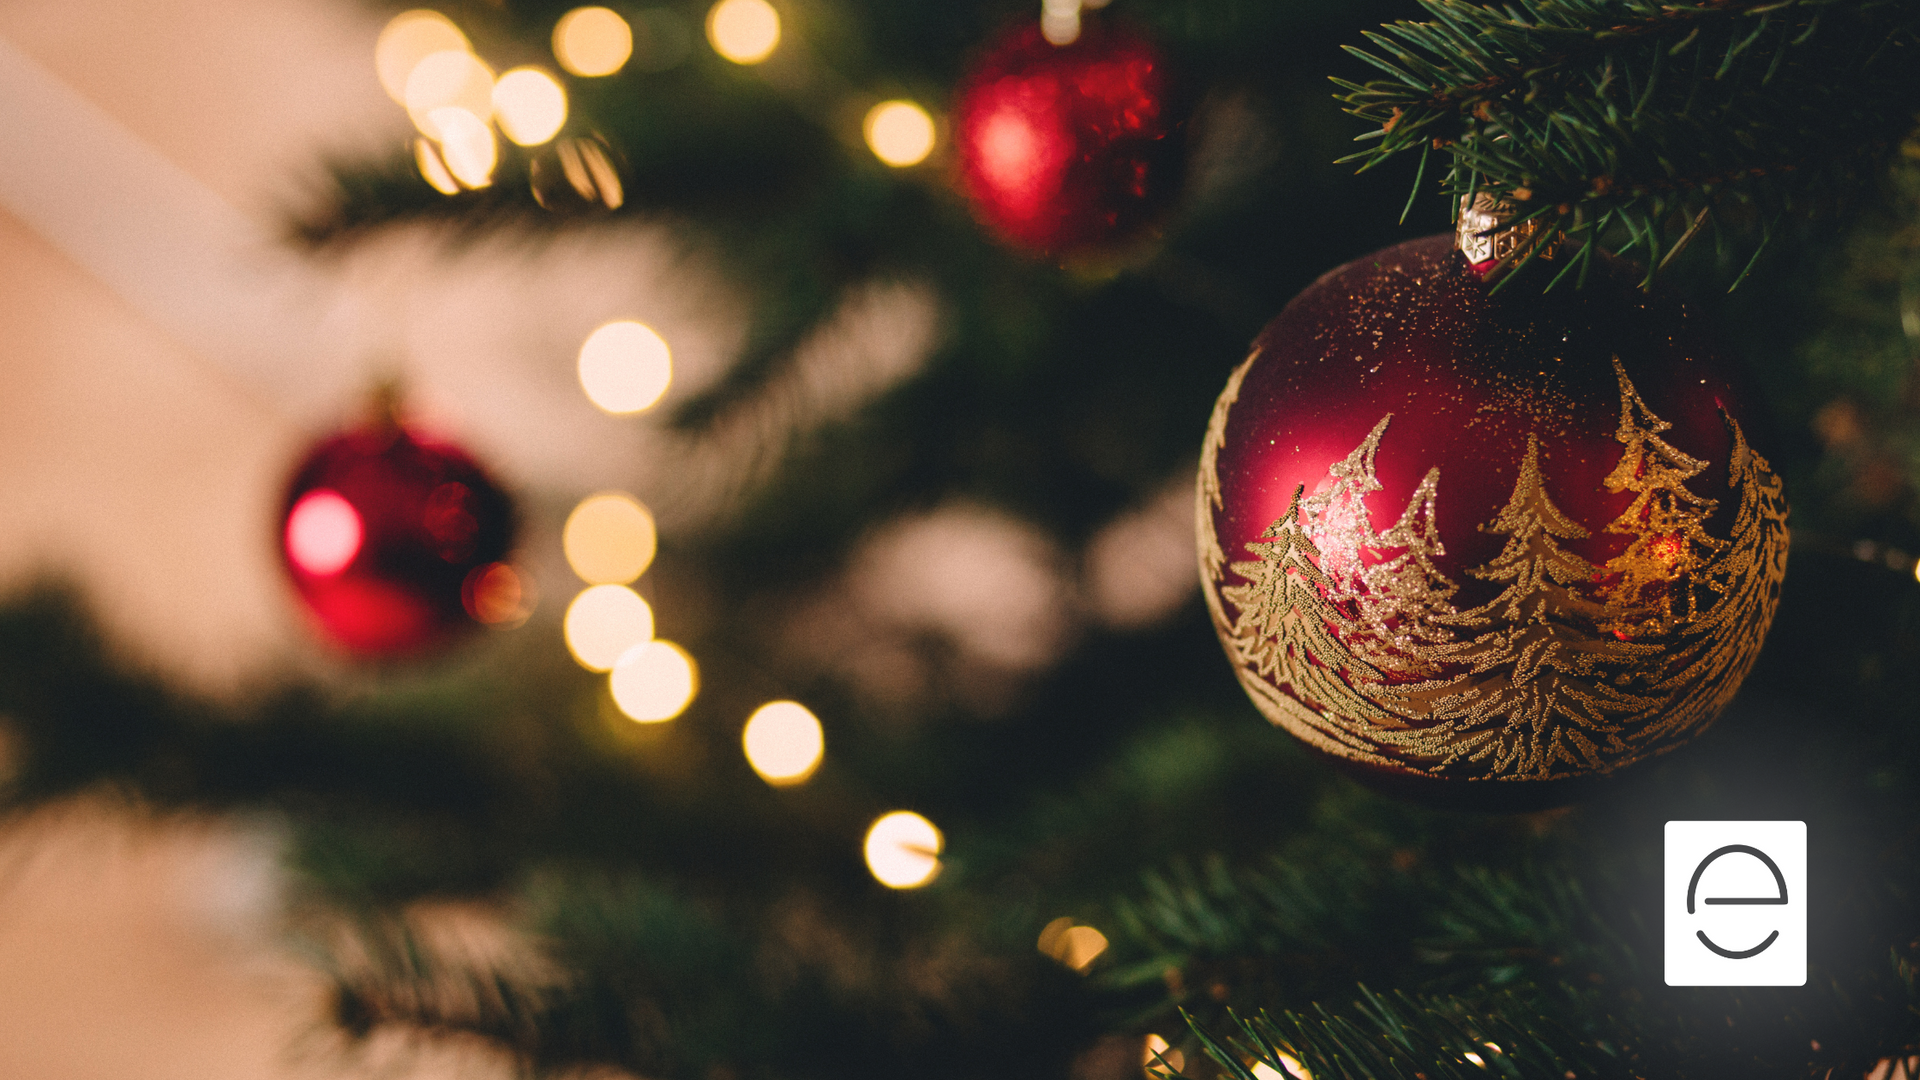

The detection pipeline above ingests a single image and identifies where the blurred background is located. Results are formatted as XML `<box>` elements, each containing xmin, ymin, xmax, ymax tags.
<box><xmin>3</xmin><ymin>1</ymin><xmax>1920</xmax><ymax>1078</ymax></box>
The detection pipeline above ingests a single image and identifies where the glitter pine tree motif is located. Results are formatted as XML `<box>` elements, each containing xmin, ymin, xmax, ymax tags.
<box><xmin>1223</xmin><ymin>487</ymin><xmax>1395</xmax><ymax>728</ymax></box>
<box><xmin>1595</xmin><ymin>357</ymin><xmax>1726</xmax><ymax>636</ymax></box>
<box><xmin>1411</xmin><ymin>437</ymin><xmax>1661</xmax><ymax>777</ymax></box>
<box><xmin>1298</xmin><ymin>417</ymin><xmax>1461</xmax><ymax>678</ymax></box>
<box><xmin>1634</xmin><ymin>411</ymin><xmax>1790</xmax><ymax>751</ymax></box>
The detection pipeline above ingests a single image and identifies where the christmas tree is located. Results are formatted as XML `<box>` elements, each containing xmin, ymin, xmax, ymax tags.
<box><xmin>5</xmin><ymin>1</ymin><xmax>1920</xmax><ymax>1078</ymax></box>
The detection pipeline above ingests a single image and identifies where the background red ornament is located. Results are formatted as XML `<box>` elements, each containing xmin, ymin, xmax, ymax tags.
<box><xmin>1198</xmin><ymin>235</ymin><xmax>1789</xmax><ymax>807</ymax></box>
<box><xmin>280</xmin><ymin>416</ymin><xmax>517</xmax><ymax>656</ymax></box>
<box><xmin>952</xmin><ymin>19</ymin><xmax>1181</xmax><ymax>257</ymax></box>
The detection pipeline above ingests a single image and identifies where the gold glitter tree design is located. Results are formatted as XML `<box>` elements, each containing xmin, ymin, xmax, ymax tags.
<box><xmin>1416</xmin><ymin>437</ymin><xmax>1659</xmax><ymax>778</ymax></box>
<box><xmin>1596</xmin><ymin>357</ymin><xmax>1726</xmax><ymax>636</ymax></box>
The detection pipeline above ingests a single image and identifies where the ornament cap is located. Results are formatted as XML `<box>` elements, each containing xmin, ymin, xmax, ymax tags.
<box><xmin>1456</xmin><ymin>192</ymin><xmax>1554</xmax><ymax>274</ymax></box>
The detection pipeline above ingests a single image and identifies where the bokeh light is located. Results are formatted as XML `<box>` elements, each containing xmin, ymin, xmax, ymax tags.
<box><xmin>285</xmin><ymin>490</ymin><xmax>362</xmax><ymax>576</ymax></box>
<box><xmin>414</xmin><ymin>138</ymin><xmax>461</xmax><ymax>194</ymax></box>
<box><xmin>1041</xmin><ymin>0</ymin><xmax>1081</xmax><ymax>46</ymax></box>
<box><xmin>535</xmin><ymin>136</ymin><xmax>625</xmax><ymax>210</ymax></box>
<box><xmin>1036</xmin><ymin>917</ymin><xmax>1109</xmax><ymax>972</ymax></box>
<box><xmin>462</xmin><ymin>562</ymin><xmax>535</xmax><ymax>626</ymax></box>
<box><xmin>405</xmin><ymin>49</ymin><xmax>495</xmax><ymax>139</ymax></box>
<box><xmin>493</xmin><ymin>67</ymin><xmax>568</xmax><ymax>146</ymax></box>
<box><xmin>578</xmin><ymin>320</ymin><xmax>672</xmax><ymax>413</ymax></box>
<box><xmin>863</xmin><ymin>101</ymin><xmax>935</xmax><ymax>167</ymax></box>
<box><xmin>742</xmin><ymin>701</ymin><xmax>824</xmax><ymax>785</ymax></box>
<box><xmin>431</xmin><ymin>106</ymin><xmax>498</xmax><ymax>188</ymax></box>
<box><xmin>377</xmin><ymin>10</ymin><xmax>470</xmax><ymax>104</ymax></box>
<box><xmin>564</xmin><ymin>583</ymin><xmax>655</xmax><ymax>671</ymax></box>
<box><xmin>706</xmin><ymin>0</ymin><xmax>780</xmax><ymax>65</ymax></box>
<box><xmin>863</xmin><ymin>811</ymin><xmax>941</xmax><ymax>888</ymax></box>
<box><xmin>1143</xmin><ymin>1035</ymin><xmax>1184</xmax><ymax>1077</ymax></box>
<box><xmin>554</xmin><ymin>6</ymin><xmax>633</xmax><ymax>77</ymax></box>
<box><xmin>610</xmin><ymin>639</ymin><xmax>697</xmax><ymax>722</ymax></box>
<box><xmin>563</xmin><ymin>493</ymin><xmax>657</xmax><ymax>584</ymax></box>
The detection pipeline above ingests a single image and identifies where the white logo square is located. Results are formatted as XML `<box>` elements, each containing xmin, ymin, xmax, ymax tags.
<box><xmin>1664</xmin><ymin>820</ymin><xmax>1806</xmax><ymax>986</ymax></box>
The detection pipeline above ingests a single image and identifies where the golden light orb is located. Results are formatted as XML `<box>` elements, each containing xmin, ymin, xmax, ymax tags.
<box><xmin>377</xmin><ymin>10</ymin><xmax>470</xmax><ymax>104</ymax></box>
<box><xmin>564</xmin><ymin>493</ymin><xmax>658</xmax><ymax>585</ymax></box>
<box><xmin>742</xmin><ymin>701</ymin><xmax>824</xmax><ymax>786</ymax></box>
<box><xmin>431</xmin><ymin>106</ymin><xmax>498</xmax><ymax>188</ymax></box>
<box><xmin>414</xmin><ymin>138</ymin><xmax>462</xmax><ymax>194</ymax></box>
<box><xmin>863</xmin><ymin>100</ymin><xmax>936</xmax><ymax>167</ymax></box>
<box><xmin>706</xmin><ymin>0</ymin><xmax>780</xmax><ymax>65</ymax></box>
<box><xmin>564</xmin><ymin>584</ymin><xmax>655</xmax><ymax>671</ymax></box>
<box><xmin>863</xmin><ymin>810</ymin><xmax>942</xmax><ymax>889</ymax></box>
<box><xmin>493</xmin><ymin>67</ymin><xmax>568</xmax><ymax>146</ymax></box>
<box><xmin>404</xmin><ymin>49</ymin><xmax>495</xmax><ymax>139</ymax></box>
<box><xmin>610</xmin><ymin>639</ymin><xmax>698</xmax><ymax>722</ymax></box>
<box><xmin>577</xmin><ymin>320</ymin><xmax>672</xmax><ymax>413</ymax></box>
<box><xmin>1143</xmin><ymin>1035</ymin><xmax>1185</xmax><ymax>1077</ymax></box>
<box><xmin>553</xmin><ymin>6</ymin><xmax>634</xmax><ymax>77</ymax></box>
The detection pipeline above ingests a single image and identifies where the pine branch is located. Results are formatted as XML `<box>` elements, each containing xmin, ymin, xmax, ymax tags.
<box><xmin>1338</xmin><ymin>0</ymin><xmax>1920</xmax><ymax>283</ymax></box>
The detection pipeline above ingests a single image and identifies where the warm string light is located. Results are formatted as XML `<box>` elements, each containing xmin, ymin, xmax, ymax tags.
<box><xmin>564</xmin><ymin>493</ymin><xmax>657</xmax><ymax>584</ymax></box>
<box><xmin>610</xmin><ymin>639</ymin><xmax>698</xmax><ymax>722</ymax></box>
<box><xmin>742</xmin><ymin>701</ymin><xmax>824</xmax><ymax>785</ymax></box>
<box><xmin>1143</xmin><ymin>1035</ymin><xmax>1184</xmax><ymax>1077</ymax></box>
<box><xmin>564</xmin><ymin>583</ymin><xmax>655</xmax><ymax>671</ymax></box>
<box><xmin>863</xmin><ymin>101</ymin><xmax>935</xmax><ymax>167</ymax></box>
<box><xmin>864</xmin><ymin>811</ymin><xmax>942</xmax><ymax>888</ymax></box>
<box><xmin>493</xmin><ymin>67</ymin><xmax>569</xmax><ymax>146</ymax></box>
<box><xmin>1039</xmin><ymin>0</ymin><xmax>1113</xmax><ymax>47</ymax></box>
<box><xmin>578</xmin><ymin>320</ymin><xmax>673</xmax><ymax>413</ymax></box>
<box><xmin>554</xmin><ymin>6</ymin><xmax>634</xmax><ymax>77</ymax></box>
<box><xmin>376</xmin><ymin>11</ymin><xmax>469</xmax><ymax>103</ymax></box>
<box><xmin>707</xmin><ymin>0</ymin><xmax>780</xmax><ymax>65</ymax></box>
<box><xmin>1036</xmin><ymin>917</ymin><xmax>1108</xmax><ymax>972</ymax></box>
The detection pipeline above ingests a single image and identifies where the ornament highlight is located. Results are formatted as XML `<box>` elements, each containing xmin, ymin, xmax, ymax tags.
<box><xmin>1197</xmin><ymin>235</ymin><xmax>1788</xmax><ymax>805</ymax></box>
<box><xmin>281</xmin><ymin>415</ymin><xmax>517</xmax><ymax>656</ymax></box>
<box><xmin>952</xmin><ymin>19</ymin><xmax>1180</xmax><ymax>257</ymax></box>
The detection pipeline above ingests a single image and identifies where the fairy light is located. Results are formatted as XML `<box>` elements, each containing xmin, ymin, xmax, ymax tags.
<box><xmin>609</xmin><ymin>639</ymin><xmax>698</xmax><ymax>722</ymax></box>
<box><xmin>1041</xmin><ymin>0</ymin><xmax>1081</xmax><ymax>46</ymax></box>
<box><xmin>706</xmin><ymin>0</ymin><xmax>780</xmax><ymax>65</ymax></box>
<box><xmin>564</xmin><ymin>493</ymin><xmax>657</xmax><ymax>585</ymax></box>
<box><xmin>577</xmin><ymin>320</ymin><xmax>672</xmax><ymax>413</ymax></box>
<box><xmin>1036</xmin><ymin>917</ymin><xmax>1108</xmax><ymax>972</ymax></box>
<box><xmin>1252</xmin><ymin>1057</ymin><xmax>1313</xmax><ymax>1080</ymax></box>
<box><xmin>414</xmin><ymin>138</ymin><xmax>461</xmax><ymax>194</ymax></box>
<box><xmin>1143</xmin><ymin>1035</ymin><xmax>1185</xmax><ymax>1077</ymax></box>
<box><xmin>741</xmin><ymin>701</ymin><xmax>825</xmax><ymax>785</ymax></box>
<box><xmin>431</xmin><ymin>106</ymin><xmax>498</xmax><ymax>188</ymax></box>
<box><xmin>376</xmin><ymin>10</ymin><xmax>470</xmax><ymax>103</ymax></box>
<box><xmin>863</xmin><ymin>101</ymin><xmax>936</xmax><ymax>167</ymax></box>
<box><xmin>553</xmin><ymin>6</ymin><xmax>633</xmax><ymax>77</ymax></box>
<box><xmin>404</xmin><ymin>49</ymin><xmax>495</xmax><ymax>140</ymax></box>
<box><xmin>863</xmin><ymin>811</ymin><xmax>941</xmax><ymax>888</ymax></box>
<box><xmin>564</xmin><ymin>584</ymin><xmax>655</xmax><ymax>671</ymax></box>
<box><xmin>493</xmin><ymin>67</ymin><xmax>569</xmax><ymax>146</ymax></box>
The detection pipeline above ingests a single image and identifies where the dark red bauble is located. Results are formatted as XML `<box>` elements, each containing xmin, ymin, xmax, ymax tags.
<box><xmin>1197</xmin><ymin>236</ymin><xmax>1789</xmax><ymax>808</ymax></box>
<box><xmin>952</xmin><ymin>19</ymin><xmax>1181</xmax><ymax>256</ymax></box>
<box><xmin>280</xmin><ymin>419</ymin><xmax>516</xmax><ymax>656</ymax></box>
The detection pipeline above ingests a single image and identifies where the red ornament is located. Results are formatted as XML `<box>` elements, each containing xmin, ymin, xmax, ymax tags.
<box><xmin>952</xmin><ymin>19</ymin><xmax>1180</xmax><ymax>256</ymax></box>
<box><xmin>280</xmin><ymin>414</ymin><xmax>517</xmax><ymax>656</ymax></box>
<box><xmin>1196</xmin><ymin>235</ymin><xmax>1790</xmax><ymax>807</ymax></box>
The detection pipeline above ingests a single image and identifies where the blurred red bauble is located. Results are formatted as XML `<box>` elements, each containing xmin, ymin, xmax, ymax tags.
<box><xmin>280</xmin><ymin>414</ymin><xmax>518</xmax><ymax>656</ymax></box>
<box><xmin>952</xmin><ymin>19</ymin><xmax>1181</xmax><ymax>257</ymax></box>
<box><xmin>1196</xmin><ymin>234</ymin><xmax>1789</xmax><ymax>808</ymax></box>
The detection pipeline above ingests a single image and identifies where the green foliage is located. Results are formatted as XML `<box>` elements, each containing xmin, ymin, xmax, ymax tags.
<box><xmin>1338</xmin><ymin>0</ymin><xmax>1920</xmax><ymax>285</ymax></box>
